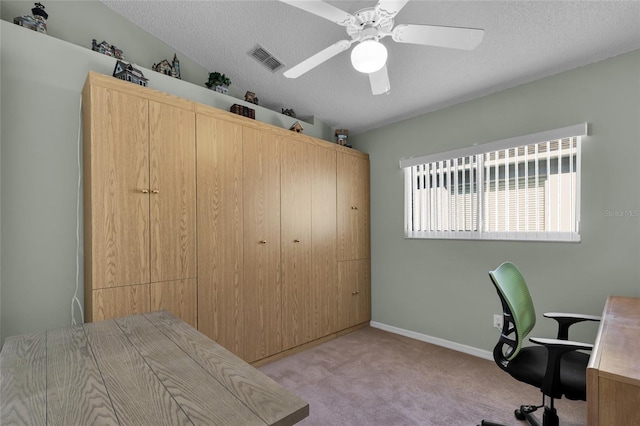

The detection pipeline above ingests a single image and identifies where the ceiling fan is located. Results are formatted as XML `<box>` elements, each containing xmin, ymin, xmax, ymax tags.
<box><xmin>279</xmin><ymin>0</ymin><xmax>485</xmax><ymax>95</ymax></box>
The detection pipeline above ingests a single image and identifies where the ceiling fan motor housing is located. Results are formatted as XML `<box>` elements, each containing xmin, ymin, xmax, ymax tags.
<box><xmin>346</xmin><ymin>8</ymin><xmax>394</xmax><ymax>40</ymax></box>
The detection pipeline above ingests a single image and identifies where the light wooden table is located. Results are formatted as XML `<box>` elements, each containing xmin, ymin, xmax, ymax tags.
<box><xmin>587</xmin><ymin>296</ymin><xmax>640</xmax><ymax>426</ymax></box>
<box><xmin>1</xmin><ymin>311</ymin><xmax>309</xmax><ymax>425</ymax></box>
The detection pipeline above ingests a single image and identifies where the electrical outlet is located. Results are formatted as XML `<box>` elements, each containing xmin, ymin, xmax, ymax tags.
<box><xmin>493</xmin><ymin>314</ymin><xmax>503</xmax><ymax>330</ymax></box>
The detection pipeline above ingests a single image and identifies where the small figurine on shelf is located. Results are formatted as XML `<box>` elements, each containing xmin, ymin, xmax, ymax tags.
<box><xmin>113</xmin><ymin>60</ymin><xmax>148</xmax><ymax>87</ymax></box>
<box><xmin>290</xmin><ymin>121</ymin><xmax>304</xmax><ymax>134</ymax></box>
<box><xmin>281</xmin><ymin>108</ymin><xmax>296</xmax><ymax>118</ymax></box>
<box><xmin>244</xmin><ymin>91</ymin><xmax>259</xmax><ymax>105</ymax></box>
<box><xmin>152</xmin><ymin>53</ymin><xmax>181</xmax><ymax>79</ymax></box>
<box><xmin>335</xmin><ymin>129</ymin><xmax>349</xmax><ymax>146</ymax></box>
<box><xmin>13</xmin><ymin>2</ymin><xmax>48</xmax><ymax>33</ymax></box>
<box><xmin>205</xmin><ymin>72</ymin><xmax>231</xmax><ymax>94</ymax></box>
<box><xmin>92</xmin><ymin>39</ymin><xmax>125</xmax><ymax>59</ymax></box>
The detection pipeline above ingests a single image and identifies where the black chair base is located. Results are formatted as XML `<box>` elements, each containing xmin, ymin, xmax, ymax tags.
<box><xmin>480</xmin><ymin>404</ymin><xmax>559</xmax><ymax>426</ymax></box>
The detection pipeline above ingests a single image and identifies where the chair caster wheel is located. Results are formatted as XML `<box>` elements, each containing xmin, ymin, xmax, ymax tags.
<box><xmin>515</xmin><ymin>409</ymin><xmax>526</xmax><ymax>421</ymax></box>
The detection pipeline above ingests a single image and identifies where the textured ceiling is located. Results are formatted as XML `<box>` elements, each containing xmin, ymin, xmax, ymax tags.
<box><xmin>101</xmin><ymin>0</ymin><xmax>640</xmax><ymax>136</ymax></box>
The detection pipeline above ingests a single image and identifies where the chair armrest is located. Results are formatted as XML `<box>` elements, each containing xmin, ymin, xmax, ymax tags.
<box><xmin>529</xmin><ymin>337</ymin><xmax>594</xmax><ymax>351</ymax></box>
<box><xmin>544</xmin><ymin>312</ymin><xmax>601</xmax><ymax>340</ymax></box>
<box><xmin>529</xmin><ymin>336</ymin><xmax>594</xmax><ymax>399</ymax></box>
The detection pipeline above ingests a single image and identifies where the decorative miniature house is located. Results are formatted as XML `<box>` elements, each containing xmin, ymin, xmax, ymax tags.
<box><xmin>13</xmin><ymin>2</ymin><xmax>48</xmax><ymax>33</ymax></box>
<box><xmin>290</xmin><ymin>121</ymin><xmax>304</xmax><ymax>133</ymax></box>
<box><xmin>335</xmin><ymin>128</ymin><xmax>349</xmax><ymax>146</ymax></box>
<box><xmin>92</xmin><ymin>39</ymin><xmax>124</xmax><ymax>60</ymax></box>
<box><xmin>152</xmin><ymin>53</ymin><xmax>181</xmax><ymax>79</ymax></box>
<box><xmin>244</xmin><ymin>91</ymin><xmax>259</xmax><ymax>105</ymax></box>
<box><xmin>113</xmin><ymin>60</ymin><xmax>148</xmax><ymax>87</ymax></box>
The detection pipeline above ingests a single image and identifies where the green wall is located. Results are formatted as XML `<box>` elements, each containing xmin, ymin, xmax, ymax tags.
<box><xmin>352</xmin><ymin>50</ymin><xmax>640</xmax><ymax>352</ymax></box>
<box><xmin>2</xmin><ymin>0</ymin><xmax>638</xmax><ymax>354</ymax></box>
<box><xmin>0</xmin><ymin>1</ymin><xmax>331</xmax><ymax>345</ymax></box>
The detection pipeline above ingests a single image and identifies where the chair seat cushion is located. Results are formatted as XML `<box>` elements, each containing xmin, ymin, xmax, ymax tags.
<box><xmin>505</xmin><ymin>346</ymin><xmax>590</xmax><ymax>400</ymax></box>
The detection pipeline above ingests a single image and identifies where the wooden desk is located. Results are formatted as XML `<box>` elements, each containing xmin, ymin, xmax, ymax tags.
<box><xmin>587</xmin><ymin>296</ymin><xmax>640</xmax><ymax>426</ymax></box>
<box><xmin>0</xmin><ymin>311</ymin><xmax>309</xmax><ymax>425</ymax></box>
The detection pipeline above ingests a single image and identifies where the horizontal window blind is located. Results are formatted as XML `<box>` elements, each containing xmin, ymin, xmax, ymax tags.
<box><xmin>403</xmin><ymin>124</ymin><xmax>586</xmax><ymax>242</ymax></box>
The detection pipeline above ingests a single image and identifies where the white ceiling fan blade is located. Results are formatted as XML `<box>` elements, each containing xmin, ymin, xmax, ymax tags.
<box><xmin>392</xmin><ymin>24</ymin><xmax>485</xmax><ymax>50</ymax></box>
<box><xmin>278</xmin><ymin>0</ymin><xmax>354</xmax><ymax>26</ymax></box>
<box><xmin>369</xmin><ymin>65</ymin><xmax>391</xmax><ymax>95</ymax></box>
<box><xmin>284</xmin><ymin>40</ymin><xmax>352</xmax><ymax>78</ymax></box>
<box><xmin>375</xmin><ymin>0</ymin><xmax>410</xmax><ymax>19</ymax></box>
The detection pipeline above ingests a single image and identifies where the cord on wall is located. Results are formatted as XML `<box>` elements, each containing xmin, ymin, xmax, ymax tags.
<box><xmin>72</xmin><ymin>96</ymin><xmax>84</xmax><ymax>325</ymax></box>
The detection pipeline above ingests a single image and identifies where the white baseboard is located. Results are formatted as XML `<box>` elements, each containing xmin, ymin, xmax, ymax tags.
<box><xmin>369</xmin><ymin>321</ymin><xmax>493</xmax><ymax>361</ymax></box>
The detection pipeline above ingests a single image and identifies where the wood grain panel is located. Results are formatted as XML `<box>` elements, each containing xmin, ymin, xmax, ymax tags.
<box><xmin>587</xmin><ymin>296</ymin><xmax>640</xmax><ymax>426</ymax></box>
<box><xmin>281</xmin><ymin>141</ymin><xmax>312</xmax><ymax>349</ymax></box>
<box><xmin>115</xmin><ymin>314</ymin><xmax>264</xmax><ymax>425</ymax></box>
<box><xmin>144</xmin><ymin>311</ymin><xmax>309</xmax><ymax>426</ymax></box>
<box><xmin>337</xmin><ymin>259</ymin><xmax>371</xmax><ymax>330</ymax></box>
<box><xmin>0</xmin><ymin>333</ymin><xmax>47</xmax><ymax>425</ymax></box>
<box><xmin>356</xmin><ymin>258</ymin><xmax>372</xmax><ymax>325</ymax></box>
<box><xmin>150</xmin><ymin>279</ymin><xmax>197</xmax><ymax>328</ymax></box>
<box><xmin>196</xmin><ymin>114</ymin><xmax>245</xmax><ymax>358</ymax></box>
<box><xmin>310</xmin><ymin>145</ymin><xmax>338</xmax><ymax>338</ymax></box>
<box><xmin>46</xmin><ymin>326</ymin><xmax>118</xmax><ymax>425</ymax></box>
<box><xmin>88</xmin><ymin>85</ymin><xmax>149</xmax><ymax>290</ymax></box>
<box><xmin>337</xmin><ymin>152</ymin><xmax>370</xmax><ymax>261</ymax></box>
<box><xmin>85</xmin><ymin>72</ymin><xmax>194</xmax><ymax>112</ymax></box>
<box><xmin>84</xmin><ymin>319</ymin><xmax>191</xmax><ymax>425</ymax></box>
<box><xmin>149</xmin><ymin>101</ymin><xmax>197</xmax><ymax>282</ymax></box>
<box><xmin>598</xmin><ymin>378</ymin><xmax>640</xmax><ymax>425</ymax></box>
<box><xmin>243</xmin><ymin>127</ymin><xmax>282</xmax><ymax>362</ymax></box>
<box><xmin>92</xmin><ymin>284</ymin><xmax>150</xmax><ymax>321</ymax></box>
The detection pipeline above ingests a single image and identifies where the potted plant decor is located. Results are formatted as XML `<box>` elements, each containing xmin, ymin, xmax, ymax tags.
<box><xmin>205</xmin><ymin>72</ymin><xmax>231</xmax><ymax>94</ymax></box>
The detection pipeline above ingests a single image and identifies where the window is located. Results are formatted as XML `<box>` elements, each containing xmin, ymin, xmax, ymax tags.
<box><xmin>400</xmin><ymin>124</ymin><xmax>587</xmax><ymax>241</ymax></box>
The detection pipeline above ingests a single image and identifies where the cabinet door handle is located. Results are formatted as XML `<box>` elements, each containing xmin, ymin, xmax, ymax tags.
<box><xmin>152</xmin><ymin>189</ymin><xmax>160</xmax><ymax>194</ymax></box>
<box><xmin>294</xmin><ymin>239</ymin><xmax>300</xmax><ymax>243</ymax></box>
<box><xmin>259</xmin><ymin>240</ymin><xmax>267</xmax><ymax>244</ymax></box>
<box><xmin>352</xmin><ymin>290</ymin><xmax>360</xmax><ymax>296</ymax></box>
<box><xmin>141</xmin><ymin>189</ymin><xmax>149</xmax><ymax>194</ymax></box>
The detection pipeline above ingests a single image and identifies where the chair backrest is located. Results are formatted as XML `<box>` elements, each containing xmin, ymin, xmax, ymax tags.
<box><xmin>489</xmin><ymin>262</ymin><xmax>536</xmax><ymax>363</ymax></box>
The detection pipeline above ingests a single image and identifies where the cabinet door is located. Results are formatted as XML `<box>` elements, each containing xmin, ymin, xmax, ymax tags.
<box><xmin>281</xmin><ymin>141</ymin><xmax>312</xmax><ymax>349</ymax></box>
<box><xmin>310</xmin><ymin>146</ymin><xmax>338</xmax><ymax>338</ymax></box>
<box><xmin>196</xmin><ymin>114</ymin><xmax>245</xmax><ymax>358</ymax></box>
<box><xmin>243</xmin><ymin>127</ymin><xmax>282</xmax><ymax>362</ymax></box>
<box><xmin>149</xmin><ymin>101</ymin><xmax>197</xmax><ymax>283</ymax></box>
<box><xmin>150</xmin><ymin>279</ymin><xmax>197</xmax><ymax>328</ymax></box>
<box><xmin>337</xmin><ymin>259</ymin><xmax>371</xmax><ymax>330</ymax></box>
<box><xmin>88</xmin><ymin>86</ymin><xmax>149</xmax><ymax>289</ymax></box>
<box><xmin>92</xmin><ymin>284</ymin><xmax>150</xmax><ymax>321</ymax></box>
<box><xmin>337</xmin><ymin>153</ymin><xmax>370</xmax><ymax>261</ymax></box>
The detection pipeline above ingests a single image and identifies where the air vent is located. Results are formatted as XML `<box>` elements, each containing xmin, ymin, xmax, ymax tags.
<box><xmin>249</xmin><ymin>45</ymin><xmax>284</xmax><ymax>72</ymax></box>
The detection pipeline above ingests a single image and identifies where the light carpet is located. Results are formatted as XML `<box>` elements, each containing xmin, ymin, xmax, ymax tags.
<box><xmin>259</xmin><ymin>327</ymin><xmax>586</xmax><ymax>426</ymax></box>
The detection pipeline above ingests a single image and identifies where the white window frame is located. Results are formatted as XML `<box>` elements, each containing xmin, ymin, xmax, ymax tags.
<box><xmin>400</xmin><ymin>124</ymin><xmax>588</xmax><ymax>242</ymax></box>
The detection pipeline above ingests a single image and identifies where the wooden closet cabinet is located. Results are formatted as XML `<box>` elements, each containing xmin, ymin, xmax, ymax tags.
<box><xmin>83</xmin><ymin>72</ymin><xmax>197</xmax><ymax>326</ymax></box>
<box><xmin>83</xmin><ymin>72</ymin><xmax>370</xmax><ymax>364</ymax></box>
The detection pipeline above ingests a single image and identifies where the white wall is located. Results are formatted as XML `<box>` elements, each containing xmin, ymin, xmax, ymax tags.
<box><xmin>352</xmin><ymin>49</ymin><xmax>640</xmax><ymax>352</ymax></box>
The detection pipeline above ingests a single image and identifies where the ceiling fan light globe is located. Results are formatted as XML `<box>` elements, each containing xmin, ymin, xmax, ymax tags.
<box><xmin>351</xmin><ymin>40</ymin><xmax>387</xmax><ymax>73</ymax></box>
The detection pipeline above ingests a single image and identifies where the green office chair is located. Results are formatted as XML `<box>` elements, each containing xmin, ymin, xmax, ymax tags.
<box><xmin>480</xmin><ymin>262</ymin><xmax>600</xmax><ymax>426</ymax></box>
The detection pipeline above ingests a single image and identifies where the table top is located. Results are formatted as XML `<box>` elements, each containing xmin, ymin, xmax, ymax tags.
<box><xmin>587</xmin><ymin>295</ymin><xmax>640</xmax><ymax>386</ymax></box>
<box><xmin>1</xmin><ymin>310</ymin><xmax>309</xmax><ymax>425</ymax></box>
